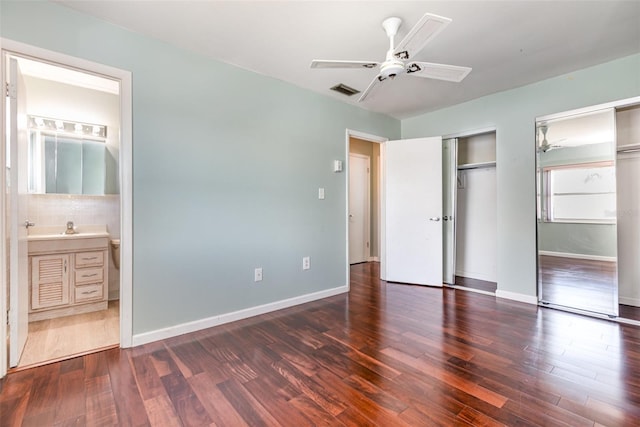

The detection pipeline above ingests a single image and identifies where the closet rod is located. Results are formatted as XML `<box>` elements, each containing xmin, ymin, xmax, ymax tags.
<box><xmin>617</xmin><ymin>143</ymin><xmax>640</xmax><ymax>153</ymax></box>
<box><xmin>457</xmin><ymin>161</ymin><xmax>496</xmax><ymax>170</ymax></box>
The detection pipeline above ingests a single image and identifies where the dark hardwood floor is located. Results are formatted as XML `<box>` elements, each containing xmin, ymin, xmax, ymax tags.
<box><xmin>454</xmin><ymin>275</ymin><xmax>497</xmax><ymax>293</ymax></box>
<box><xmin>2</xmin><ymin>262</ymin><xmax>640</xmax><ymax>426</ymax></box>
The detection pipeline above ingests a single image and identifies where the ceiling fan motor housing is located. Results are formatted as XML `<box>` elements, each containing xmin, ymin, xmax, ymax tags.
<box><xmin>380</xmin><ymin>60</ymin><xmax>406</xmax><ymax>79</ymax></box>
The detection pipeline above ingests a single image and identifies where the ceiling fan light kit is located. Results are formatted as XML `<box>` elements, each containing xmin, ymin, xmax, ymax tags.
<box><xmin>310</xmin><ymin>13</ymin><xmax>472</xmax><ymax>102</ymax></box>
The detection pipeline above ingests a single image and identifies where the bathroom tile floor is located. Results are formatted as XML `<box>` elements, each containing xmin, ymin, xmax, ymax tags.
<box><xmin>17</xmin><ymin>300</ymin><xmax>119</xmax><ymax>368</ymax></box>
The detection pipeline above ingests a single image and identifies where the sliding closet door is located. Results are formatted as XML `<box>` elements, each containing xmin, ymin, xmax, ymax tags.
<box><xmin>442</xmin><ymin>138</ymin><xmax>457</xmax><ymax>284</ymax></box>
<box><xmin>537</xmin><ymin>108</ymin><xmax>618</xmax><ymax>317</ymax></box>
<box><xmin>616</xmin><ymin>104</ymin><xmax>640</xmax><ymax>319</ymax></box>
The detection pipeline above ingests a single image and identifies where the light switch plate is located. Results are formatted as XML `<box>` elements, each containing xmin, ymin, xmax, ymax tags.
<box><xmin>318</xmin><ymin>188</ymin><xmax>325</xmax><ymax>199</ymax></box>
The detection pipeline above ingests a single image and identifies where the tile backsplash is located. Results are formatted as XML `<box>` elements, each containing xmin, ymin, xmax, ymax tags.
<box><xmin>27</xmin><ymin>194</ymin><xmax>120</xmax><ymax>236</ymax></box>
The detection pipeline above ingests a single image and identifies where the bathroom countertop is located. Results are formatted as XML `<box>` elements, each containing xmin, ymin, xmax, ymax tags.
<box><xmin>27</xmin><ymin>224</ymin><xmax>109</xmax><ymax>241</ymax></box>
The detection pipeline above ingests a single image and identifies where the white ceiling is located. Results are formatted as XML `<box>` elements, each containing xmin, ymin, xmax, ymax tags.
<box><xmin>57</xmin><ymin>1</ymin><xmax>640</xmax><ymax>119</ymax></box>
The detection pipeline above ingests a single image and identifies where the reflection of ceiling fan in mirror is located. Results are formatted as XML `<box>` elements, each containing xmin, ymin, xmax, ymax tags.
<box><xmin>538</xmin><ymin>125</ymin><xmax>567</xmax><ymax>152</ymax></box>
<box><xmin>310</xmin><ymin>13</ymin><xmax>472</xmax><ymax>102</ymax></box>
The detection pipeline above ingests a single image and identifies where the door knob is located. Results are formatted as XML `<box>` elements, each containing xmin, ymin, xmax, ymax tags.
<box><xmin>429</xmin><ymin>217</ymin><xmax>440</xmax><ymax>221</ymax></box>
<box><xmin>24</xmin><ymin>220</ymin><xmax>35</xmax><ymax>228</ymax></box>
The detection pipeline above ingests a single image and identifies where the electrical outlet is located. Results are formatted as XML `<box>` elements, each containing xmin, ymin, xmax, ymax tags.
<box><xmin>302</xmin><ymin>256</ymin><xmax>310</xmax><ymax>270</ymax></box>
<box><xmin>318</xmin><ymin>188</ymin><xmax>325</xmax><ymax>200</ymax></box>
<box><xmin>254</xmin><ymin>267</ymin><xmax>263</xmax><ymax>282</ymax></box>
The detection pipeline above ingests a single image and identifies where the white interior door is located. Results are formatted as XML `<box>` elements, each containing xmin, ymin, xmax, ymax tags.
<box><xmin>349</xmin><ymin>153</ymin><xmax>370</xmax><ymax>264</ymax></box>
<box><xmin>8</xmin><ymin>57</ymin><xmax>30</xmax><ymax>367</ymax></box>
<box><xmin>385</xmin><ymin>136</ymin><xmax>443</xmax><ymax>286</ymax></box>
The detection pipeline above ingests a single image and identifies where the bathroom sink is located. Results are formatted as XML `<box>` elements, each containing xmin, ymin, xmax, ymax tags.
<box><xmin>27</xmin><ymin>224</ymin><xmax>109</xmax><ymax>241</ymax></box>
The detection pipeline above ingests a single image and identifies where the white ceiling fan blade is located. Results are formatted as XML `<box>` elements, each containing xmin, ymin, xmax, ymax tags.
<box><xmin>393</xmin><ymin>13</ymin><xmax>451</xmax><ymax>61</ymax></box>
<box><xmin>358</xmin><ymin>75</ymin><xmax>387</xmax><ymax>102</ymax></box>
<box><xmin>406</xmin><ymin>61</ymin><xmax>472</xmax><ymax>82</ymax></box>
<box><xmin>311</xmin><ymin>60</ymin><xmax>379</xmax><ymax>69</ymax></box>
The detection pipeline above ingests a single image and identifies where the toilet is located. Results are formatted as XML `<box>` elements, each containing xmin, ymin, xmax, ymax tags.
<box><xmin>110</xmin><ymin>239</ymin><xmax>120</xmax><ymax>269</ymax></box>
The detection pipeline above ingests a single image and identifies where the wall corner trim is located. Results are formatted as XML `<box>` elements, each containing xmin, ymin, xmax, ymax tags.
<box><xmin>495</xmin><ymin>289</ymin><xmax>538</xmax><ymax>305</ymax></box>
<box><xmin>132</xmin><ymin>285</ymin><xmax>349</xmax><ymax>346</ymax></box>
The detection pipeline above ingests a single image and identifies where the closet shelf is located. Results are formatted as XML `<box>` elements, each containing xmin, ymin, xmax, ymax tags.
<box><xmin>457</xmin><ymin>161</ymin><xmax>496</xmax><ymax>170</ymax></box>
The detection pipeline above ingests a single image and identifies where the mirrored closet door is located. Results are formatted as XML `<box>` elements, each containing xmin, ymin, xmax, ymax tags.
<box><xmin>537</xmin><ymin>100</ymin><xmax>640</xmax><ymax>321</ymax></box>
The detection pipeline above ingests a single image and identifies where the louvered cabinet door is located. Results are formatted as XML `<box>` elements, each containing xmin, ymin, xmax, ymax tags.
<box><xmin>31</xmin><ymin>254</ymin><xmax>70</xmax><ymax>310</ymax></box>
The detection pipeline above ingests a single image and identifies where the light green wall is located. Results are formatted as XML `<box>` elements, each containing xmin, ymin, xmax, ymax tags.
<box><xmin>538</xmin><ymin>223</ymin><xmax>616</xmax><ymax>257</ymax></box>
<box><xmin>403</xmin><ymin>53</ymin><xmax>640</xmax><ymax>297</ymax></box>
<box><xmin>1</xmin><ymin>1</ymin><xmax>400</xmax><ymax>334</ymax></box>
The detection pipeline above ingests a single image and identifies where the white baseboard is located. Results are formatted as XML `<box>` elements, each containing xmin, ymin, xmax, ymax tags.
<box><xmin>132</xmin><ymin>285</ymin><xmax>349</xmax><ymax>346</ymax></box>
<box><xmin>368</xmin><ymin>256</ymin><xmax>379</xmax><ymax>262</ymax></box>
<box><xmin>619</xmin><ymin>296</ymin><xmax>640</xmax><ymax>307</ymax></box>
<box><xmin>109</xmin><ymin>290</ymin><xmax>120</xmax><ymax>301</ymax></box>
<box><xmin>539</xmin><ymin>251</ymin><xmax>616</xmax><ymax>263</ymax></box>
<box><xmin>455</xmin><ymin>270</ymin><xmax>497</xmax><ymax>283</ymax></box>
<box><xmin>495</xmin><ymin>290</ymin><xmax>538</xmax><ymax>305</ymax></box>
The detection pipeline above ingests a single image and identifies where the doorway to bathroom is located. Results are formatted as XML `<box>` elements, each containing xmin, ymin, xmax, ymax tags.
<box><xmin>1</xmin><ymin>40</ymin><xmax>133</xmax><ymax>373</ymax></box>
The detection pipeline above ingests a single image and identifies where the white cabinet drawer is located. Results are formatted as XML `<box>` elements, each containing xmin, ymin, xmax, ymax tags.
<box><xmin>75</xmin><ymin>251</ymin><xmax>104</xmax><ymax>267</ymax></box>
<box><xmin>75</xmin><ymin>283</ymin><xmax>103</xmax><ymax>302</ymax></box>
<box><xmin>74</xmin><ymin>267</ymin><xmax>104</xmax><ymax>285</ymax></box>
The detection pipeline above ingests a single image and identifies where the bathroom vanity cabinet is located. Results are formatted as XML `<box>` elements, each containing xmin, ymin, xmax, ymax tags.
<box><xmin>28</xmin><ymin>235</ymin><xmax>109</xmax><ymax>321</ymax></box>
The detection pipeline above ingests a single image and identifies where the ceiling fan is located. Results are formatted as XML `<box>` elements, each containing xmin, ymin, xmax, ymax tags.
<box><xmin>310</xmin><ymin>13</ymin><xmax>472</xmax><ymax>102</ymax></box>
<box><xmin>538</xmin><ymin>125</ymin><xmax>566</xmax><ymax>152</ymax></box>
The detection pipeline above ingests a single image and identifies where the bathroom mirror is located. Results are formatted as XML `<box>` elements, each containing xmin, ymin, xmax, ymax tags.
<box><xmin>31</xmin><ymin>131</ymin><xmax>106</xmax><ymax>195</ymax></box>
<box><xmin>536</xmin><ymin>108</ymin><xmax>618</xmax><ymax>316</ymax></box>
<box><xmin>28</xmin><ymin>116</ymin><xmax>117</xmax><ymax>195</ymax></box>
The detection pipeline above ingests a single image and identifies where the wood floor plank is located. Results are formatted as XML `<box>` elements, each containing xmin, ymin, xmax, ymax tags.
<box><xmin>105</xmin><ymin>349</ymin><xmax>150</xmax><ymax>427</ymax></box>
<box><xmin>242</xmin><ymin>375</ymin><xmax>314</xmax><ymax>426</ymax></box>
<box><xmin>160</xmin><ymin>372</ymin><xmax>212</xmax><ymax>426</ymax></box>
<box><xmin>52</xmin><ymin>368</ymin><xmax>85</xmax><ymax>425</ymax></box>
<box><xmin>3</xmin><ymin>262</ymin><xmax>640</xmax><ymax>426</ymax></box>
<box><xmin>84</xmin><ymin>375</ymin><xmax>118</xmax><ymax>426</ymax></box>
<box><xmin>141</xmin><ymin>394</ymin><xmax>182</xmax><ymax>427</ymax></box>
<box><xmin>288</xmin><ymin>394</ymin><xmax>343</xmax><ymax>426</ymax></box>
<box><xmin>217</xmin><ymin>378</ymin><xmax>280</xmax><ymax>427</ymax></box>
<box><xmin>187</xmin><ymin>372</ymin><xmax>249</xmax><ymax>427</ymax></box>
<box><xmin>21</xmin><ymin>363</ymin><xmax>60</xmax><ymax>425</ymax></box>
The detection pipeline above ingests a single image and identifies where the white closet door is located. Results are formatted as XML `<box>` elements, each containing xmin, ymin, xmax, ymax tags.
<box><xmin>385</xmin><ymin>137</ymin><xmax>443</xmax><ymax>286</ymax></box>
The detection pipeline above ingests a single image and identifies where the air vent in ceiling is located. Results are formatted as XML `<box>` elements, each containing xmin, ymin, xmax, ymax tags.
<box><xmin>330</xmin><ymin>83</ymin><xmax>360</xmax><ymax>97</ymax></box>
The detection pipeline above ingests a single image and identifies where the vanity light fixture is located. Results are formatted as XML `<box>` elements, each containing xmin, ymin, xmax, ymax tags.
<box><xmin>28</xmin><ymin>115</ymin><xmax>107</xmax><ymax>139</ymax></box>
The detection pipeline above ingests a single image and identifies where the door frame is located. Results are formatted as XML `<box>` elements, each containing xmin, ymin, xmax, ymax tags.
<box><xmin>442</xmin><ymin>127</ymin><xmax>497</xmax><ymax>291</ymax></box>
<box><xmin>348</xmin><ymin>152</ymin><xmax>371</xmax><ymax>264</ymax></box>
<box><xmin>345</xmin><ymin>130</ymin><xmax>387</xmax><ymax>285</ymax></box>
<box><xmin>0</xmin><ymin>38</ymin><xmax>133</xmax><ymax>377</ymax></box>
